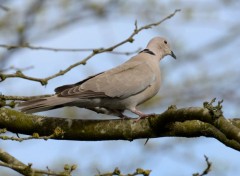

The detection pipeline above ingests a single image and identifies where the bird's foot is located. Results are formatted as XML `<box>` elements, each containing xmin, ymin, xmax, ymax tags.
<box><xmin>130</xmin><ymin>108</ymin><xmax>155</xmax><ymax>122</ymax></box>
<box><xmin>134</xmin><ymin>113</ymin><xmax>156</xmax><ymax>122</ymax></box>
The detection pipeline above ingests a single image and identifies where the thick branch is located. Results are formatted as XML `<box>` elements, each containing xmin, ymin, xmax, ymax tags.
<box><xmin>1</xmin><ymin>107</ymin><xmax>240</xmax><ymax>152</ymax></box>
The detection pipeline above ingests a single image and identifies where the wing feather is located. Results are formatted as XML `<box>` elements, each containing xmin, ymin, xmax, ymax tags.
<box><xmin>57</xmin><ymin>61</ymin><xmax>156</xmax><ymax>99</ymax></box>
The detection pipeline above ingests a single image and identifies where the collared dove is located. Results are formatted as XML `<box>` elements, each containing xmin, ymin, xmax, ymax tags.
<box><xmin>19</xmin><ymin>36</ymin><xmax>176</xmax><ymax>119</ymax></box>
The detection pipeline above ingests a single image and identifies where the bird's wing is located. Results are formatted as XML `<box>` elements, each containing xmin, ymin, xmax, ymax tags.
<box><xmin>54</xmin><ymin>72</ymin><xmax>104</xmax><ymax>93</ymax></box>
<box><xmin>57</xmin><ymin>60</ymin><xmax>157</xmax><ymax>99</ymax></box>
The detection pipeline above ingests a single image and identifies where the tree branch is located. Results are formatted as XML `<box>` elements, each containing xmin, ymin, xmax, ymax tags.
<box><xmin>0</xmin><ymin>94</ymin><xmax>53</xmax><ymax>109</ymax></box>
<box><xmin>0</xmin><ymin>43</ymin><xmax>141</xmax><ymax>55</ymax></box>
<box><xmin>193</xmin><ymin>155</ymin><xmax>212</xmax><ymax>176</ymax></box>
<box><xmin>0</xmin><ymin>148</ymin><xmax>76</xmax><ymax>176</ymax></box>
<box><xmin>96</xmin><ymin>167</ymin><xmax>151</xmax><ymax>176</ymax></box>
<box><xmin>0</xmin><ymin>94</ymin><xmax>53</xmax><ymax>101</ymax></box>
<box><xmin>1</xmin><ymin>103</ymin><xmax>240</xmax><ymax>152</ymax></box>
<box><xmin>0</xmin><ymin>149</ymin><xmax>44</xmax><ymax>176</ymax></box>
<box><xmin>0</xmin><ymin>9</ymin><xmax>180</xmax><ymax>85</ymax></box>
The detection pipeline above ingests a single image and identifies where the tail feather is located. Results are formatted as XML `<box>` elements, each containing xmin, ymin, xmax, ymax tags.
<box><xmin>18</xmin><ymin>96</ymin><xmax>73</xmax><ymax>113</ymax></box>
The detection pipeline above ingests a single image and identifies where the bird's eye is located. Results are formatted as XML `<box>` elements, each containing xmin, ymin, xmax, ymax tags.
<box><xmin>164</xmin><ymin>40</ymin><xmax>167</xmax><ymax>44</ymax></box>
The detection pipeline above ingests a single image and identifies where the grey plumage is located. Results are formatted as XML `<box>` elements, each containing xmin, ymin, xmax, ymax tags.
<box><xmin>19</xmin><ymin>36</ymin><xmax>176</xmax><ymax>119</ymax></box>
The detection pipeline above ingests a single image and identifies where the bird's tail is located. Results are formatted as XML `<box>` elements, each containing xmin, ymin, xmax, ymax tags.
<box><xmin>18</xmin><ymin>96</ymin><xmax>73</xmax><ymax>113</ymax></box>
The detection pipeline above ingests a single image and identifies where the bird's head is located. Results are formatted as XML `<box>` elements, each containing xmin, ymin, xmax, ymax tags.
<box><xmin>146</xmin><ymin>36</ymin><xmax>176</xmax><ymax>60</ymax></box>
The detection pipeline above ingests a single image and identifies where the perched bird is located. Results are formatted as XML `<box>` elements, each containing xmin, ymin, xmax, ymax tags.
<box><xmin>19</xmin><ymin>37</ymin><xmax>176</xmax><ymax>120</ymax></box>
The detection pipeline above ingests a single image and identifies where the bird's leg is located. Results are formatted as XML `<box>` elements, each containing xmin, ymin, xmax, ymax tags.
<box><xmin>130</xmin><ymin>108</ymin><xmax>155</xmax><ymax>121</ymax></box>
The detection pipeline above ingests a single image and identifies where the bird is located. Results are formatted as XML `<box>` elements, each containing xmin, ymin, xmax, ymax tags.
<box><xmin>19</xmin><ymin>36</ymin><xmax>176</xmax><ymax>120</ymax></box>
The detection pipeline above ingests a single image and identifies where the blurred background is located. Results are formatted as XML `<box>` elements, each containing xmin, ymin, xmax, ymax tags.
<box><xmin>1</xmin><ymin>0</ymin><xmax>240</xmax><ymax>175</ymax></box>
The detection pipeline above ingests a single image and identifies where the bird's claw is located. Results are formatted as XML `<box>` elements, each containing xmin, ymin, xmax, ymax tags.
<box><xmin>134</xmin><ymin>113</ymin><xmax>156</xmax><ymax>122</ymax></box>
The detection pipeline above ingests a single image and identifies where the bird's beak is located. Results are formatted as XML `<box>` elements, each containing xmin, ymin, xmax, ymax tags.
<box><xmin>170</xmin><ymin>51</ymin><xmax>176</xmax><ymax>59</ymax></box>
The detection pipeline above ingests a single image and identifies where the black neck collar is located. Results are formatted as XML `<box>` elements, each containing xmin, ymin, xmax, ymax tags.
<box><xmin>139</xmin><ymin>49</ymin><xmax>155</xmax><ymax>56</ymax></box>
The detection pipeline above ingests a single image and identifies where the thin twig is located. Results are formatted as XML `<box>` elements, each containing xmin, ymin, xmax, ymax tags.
<box><xmin>0</xmin><ymin>65</ymin><xmax>34</xmax><ymax>73</ymax></box>
<box><xmin>0</xmin><ymin>127</ymin><xmax>64</xmax><ymax>142</ymax></box>
<box><xmin>0</xmin><ymin>94</ymin><xmax>53</xmax><ymax>101</ymax></box>
<box><xmin>96</xmin><ymin>167</ymin><xmax>151</xmax><ymax>176</ymax></box>
<box><xmin>0</xmin><ymin>161</ymin><xmax>75</xmax><ymax>176</ymax></box>
<box><xmin>193</xmin><ymin>155</ymin><xmax>212</xmax><ymax>176</ymax></box>
<box><xmin>0</xmin><ymin>9</ymin><xmax>180</xmax><ymax>85</ymax></box>
<box><xmin>0</xmin><ymin>148</ymin><xmax>77</xmax><ymax>176</ymax></box>
<box><xmin>0</xmin><ymin>43</ymin><xmax>141</xmax><ymax>55</ymax></box>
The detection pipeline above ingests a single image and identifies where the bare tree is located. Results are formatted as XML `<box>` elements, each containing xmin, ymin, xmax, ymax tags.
<box><xmin>1</xmin><ymin>1</ymin><xmax>240</xmax><ymax>175</ymax></box>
